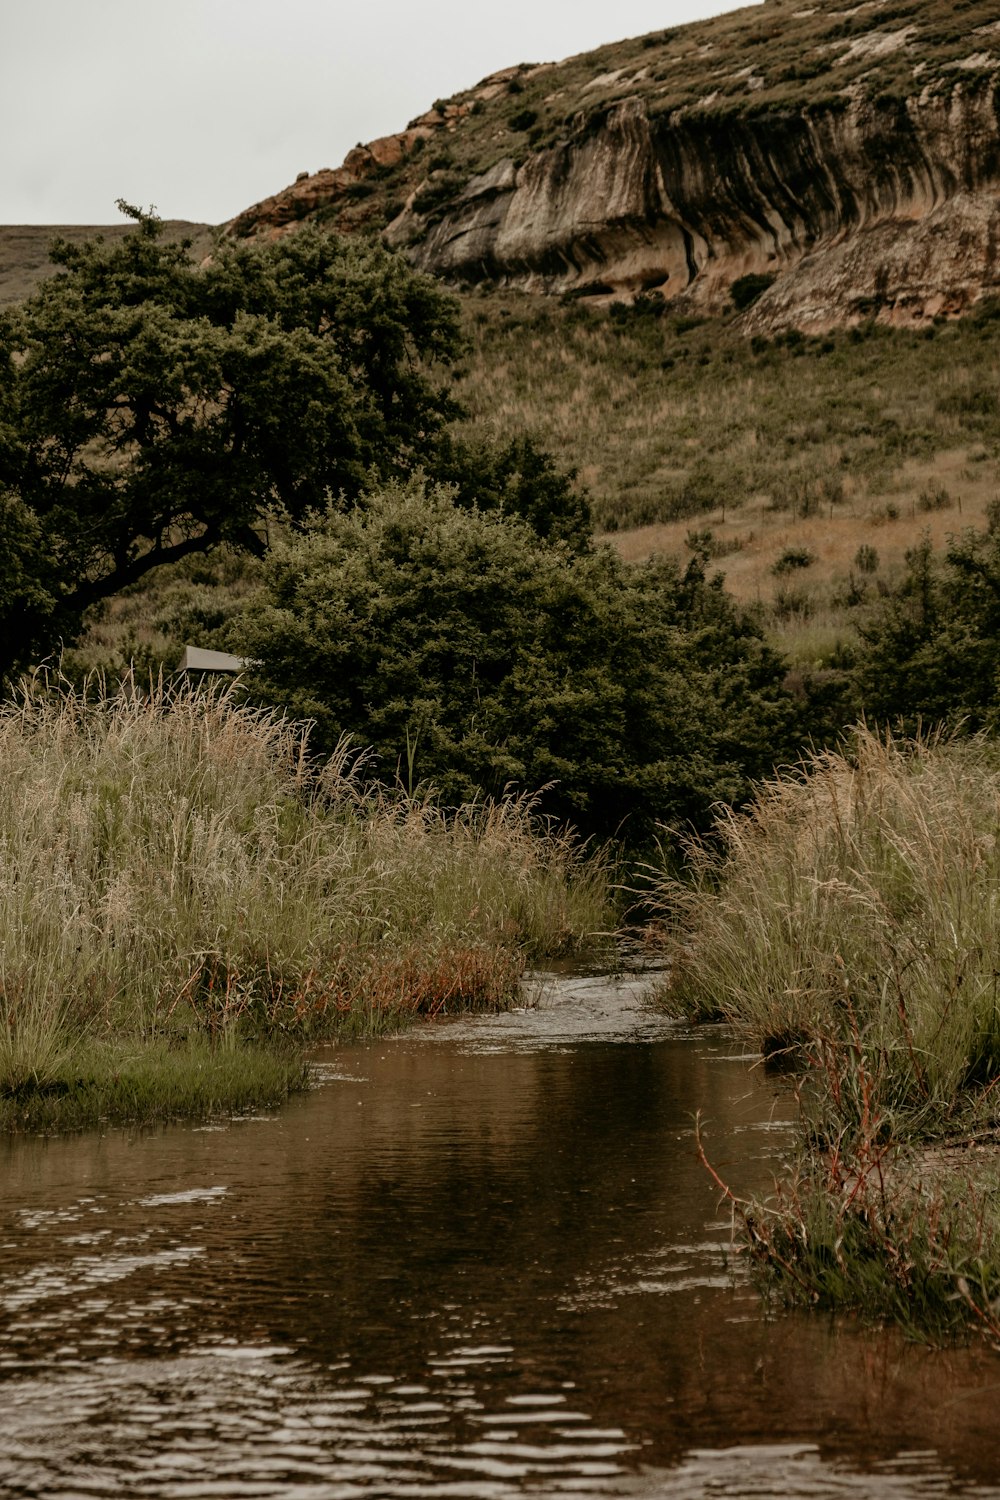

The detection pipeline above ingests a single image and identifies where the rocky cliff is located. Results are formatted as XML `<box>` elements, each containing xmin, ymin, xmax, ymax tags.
<box><xmin>224</xmin><ymin>0</ymin><xmax>1000</xmax><ymax>330</ymax></box>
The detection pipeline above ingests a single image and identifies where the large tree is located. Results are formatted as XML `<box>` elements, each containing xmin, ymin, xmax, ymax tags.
<box><xmin>0</xmin><ymin>205</ymin><xmax>462</xmax><ymax>678</ymax></box>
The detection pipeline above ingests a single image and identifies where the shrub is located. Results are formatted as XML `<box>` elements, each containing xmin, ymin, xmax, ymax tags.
<box><xmin>234</xmin><ymin>481</ymin><xmax>797</xmax><ymax>843</ymax></box>
<box><xmin>412</xmin><ymin>173</ymin><xmax>464</xmax><ymax>217</ymax></box>
<box><xmin>772</xmin><ymin>546</ymin><xmax>816</xmax><ymax>575</ymax></box>
<box><xmin>431</xmin><ymin>433</ymin><xmax>592</xmax><ymax>549</ymax></box>
<box><xmin>917</xmin><ymin>482</ymin><xmax>952</xmax><ymax>512</ymax></box>
<box><xmin>854</xmin><ymin>530</ymin><xmax>1000</xmax><ymax>730</ymax></box>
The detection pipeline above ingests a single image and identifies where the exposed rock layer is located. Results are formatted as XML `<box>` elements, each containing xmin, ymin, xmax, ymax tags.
<box><xmin>385</xmin><ymin>85</ymin><xmax>1000</xmax><ymax>328</ymax></box>
<box><xmin>224</xmin><ymin>0</ymin><xmax>1000</xmax><ymax>331</ymax></box>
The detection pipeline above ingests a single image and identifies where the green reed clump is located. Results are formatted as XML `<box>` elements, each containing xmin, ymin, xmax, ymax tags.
<box><xmin>671</xmin><ymin>730</ymin><xmax>1000</xmax><ymax>1341</ymax></box>
<box><xmin>663</xmin><ymin>728</ymin><xmax>1000</xmax><ymax>1124</ymax></box>
<box><xmin>0</xmin><ymin>675</ymin><xmax>610</xmax><ymax>1125</ymax></box>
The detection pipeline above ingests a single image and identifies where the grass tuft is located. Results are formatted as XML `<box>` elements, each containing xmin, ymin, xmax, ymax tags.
<box><xmin>660</xmin><ymin>727</ymin><xmax>1000</xmax><ymax>1120</ymax></box>
<box><xmin>0</xmin><ymin>673</ymin><xmax>611</xmax><ymax>1128</ymax></box>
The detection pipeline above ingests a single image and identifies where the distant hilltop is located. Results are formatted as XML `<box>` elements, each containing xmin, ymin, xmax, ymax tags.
<box><xmin>223</xmin><ymin>0</ymin><xmax>1000</xmax><ymax>331</ymax></box>
<box><xmin>0</xmin><ymin>222</ymin><xmax>215</xmax><ymax>307</ymax></box>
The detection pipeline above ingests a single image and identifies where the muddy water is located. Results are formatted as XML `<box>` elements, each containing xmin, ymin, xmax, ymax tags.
<box><xmin>2</xmin><ymin>971</ymin><xmax>1000</xmax><ymax>1499</ymax></box>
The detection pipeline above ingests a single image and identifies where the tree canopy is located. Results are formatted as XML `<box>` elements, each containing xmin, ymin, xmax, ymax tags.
<box><xmin>0</xmin><ymin>206</ymin><xmax>463</xmax><ymax>678</ymax></box>
<box><xmin>854</xmin><ymin>524</ymin><xmax>1000</xmax><ymax>732</ymax></box>
<box><xmin>233</xmin><ymin>482</ymin><xmax>797</xmax><ymax>841</ymax></box>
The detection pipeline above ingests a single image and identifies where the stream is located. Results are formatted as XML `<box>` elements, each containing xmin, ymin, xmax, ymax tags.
<box><xmin>2</xmin><ymin>968</ymin><xmax>1000</xmax><ymax>1498</ymax></box>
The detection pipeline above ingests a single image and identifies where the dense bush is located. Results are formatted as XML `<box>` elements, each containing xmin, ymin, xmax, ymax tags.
<box><xmin>431</xmin><ymin>433</ymin><xmax>592</xmax><ymax>549</ymax></box>
<box><xmin>854</xmin><ymin>527</ymin><xmax>1000</xmax><ymax>730</ymax></box>
<box><xmin>233</xmin><ymin>482</ymin><xmax>797</xmax><ymax>842</ymax></box>
<box><xmin>772</xmin><ymin>546</ymin><xmax>816</xmax><ymax>575</ymax></box>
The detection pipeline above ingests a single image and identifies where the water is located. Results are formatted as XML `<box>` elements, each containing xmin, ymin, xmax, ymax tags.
<box><xmin>2</xmin><ymin>969</ymin><xmax>1000</xmax><ymax>1499</ymax></box>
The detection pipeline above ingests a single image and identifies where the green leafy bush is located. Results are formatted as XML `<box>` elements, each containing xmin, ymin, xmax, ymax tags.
<box><xmin>854</xmin><ymin>529</ymin><xmax>1000</xmax><ymax>730</ymax></box>
<box><xmin>233</xmin><ymin>482</ymin><xmax>796</xmax><ymax>842</ymax></box>
<box><xmin>431</xmin><ymin>433</ymin><xmax>592</xmax><ymax>548</ymax></box>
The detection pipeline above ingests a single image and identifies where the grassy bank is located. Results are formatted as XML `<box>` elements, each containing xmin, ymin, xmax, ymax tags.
<box><xmin>659</xmin><ymin>730</ymin><xmax>1000</xmax><ymax>1343</ymax></box>
<box><xmin>0</xmin><ymin>676</ymin><xmax>611</xmax><ymax>1132</ymax></box>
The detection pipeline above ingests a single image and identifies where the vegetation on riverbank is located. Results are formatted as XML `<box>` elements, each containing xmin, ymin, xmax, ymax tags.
<box><xmin>0</xmin><ymin>676</ymin><xmax>610</xmax><ymax>1132</ymax></box>
<box><xmin>662</xmin><ymin>731</ymin><xmax>1000</xmax><ymax>1343</ymax></box>
<box><xmin>9</xmin><ymin>212</ymin><xmax>1000</xmax><ymax>1356</ymax></box>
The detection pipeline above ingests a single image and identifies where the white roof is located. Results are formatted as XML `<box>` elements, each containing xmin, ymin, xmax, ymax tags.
<box><xmin>179</xmin><ymin>646</ymin><xmax>248</xmax><ymax>673</ymax></box>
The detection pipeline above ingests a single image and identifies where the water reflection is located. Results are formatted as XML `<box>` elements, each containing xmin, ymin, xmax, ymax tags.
<box><xmin>0</xmin><ymin>970</ymin><xmax>999</xmax><ymax>1497</ymax></box>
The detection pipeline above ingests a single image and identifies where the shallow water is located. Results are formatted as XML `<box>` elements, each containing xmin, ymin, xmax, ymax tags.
<box><xmin>2</xmin><ymin>970</ymin><xmax>1000</xmax><ymax>1499</ymax></box>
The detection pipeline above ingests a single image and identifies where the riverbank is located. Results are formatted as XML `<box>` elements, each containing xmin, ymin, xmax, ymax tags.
<box><xmin>0</xmin><ymin>677</ymin><xmax>612</xmax><ymax>1133</ymax></box>
<box><xmin>660</xmin><ymin>728</ymin><xmax>1000</xmax><ymax>1344</ymax></box>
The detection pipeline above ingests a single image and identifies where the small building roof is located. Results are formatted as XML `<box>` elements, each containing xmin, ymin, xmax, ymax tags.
<box><xmin>179</xmin><ymin>646</ymin><xmax>248</xmax><ymax>673</ymax></box>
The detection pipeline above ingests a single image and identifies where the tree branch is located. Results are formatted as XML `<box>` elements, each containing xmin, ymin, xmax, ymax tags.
<box><xmin>67</xmin><ymin>528</ymin><xmax>222</xmax><ymax>613</ymax></box>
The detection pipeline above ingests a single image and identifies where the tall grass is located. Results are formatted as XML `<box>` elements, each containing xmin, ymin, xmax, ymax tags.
<box><xmin>664</xmin><ymin>730</ymin><xmax>1000</xmax><ymax>1339</ymax></box>
<box><xmin>663</xmin><ymin>728</ymin><xmax>1000</xmax><ymax>1118</ymax></box>
<box><xmin>0</xmin><ymin>675</ymin><xmax>610</xmax><ymax>1124</ymax></box>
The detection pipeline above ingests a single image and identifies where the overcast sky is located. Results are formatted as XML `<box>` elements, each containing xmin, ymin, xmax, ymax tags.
<box><xmin>3</xmin><ymin>0</ymin><xmax>753</xmax><ymax>227</ymax></box>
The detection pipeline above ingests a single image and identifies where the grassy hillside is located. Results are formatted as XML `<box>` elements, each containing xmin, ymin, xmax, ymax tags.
<box><xmin>452</xmin><ymin>291</ymin><xmax>1000</xmax><ymax>655</ymax></box>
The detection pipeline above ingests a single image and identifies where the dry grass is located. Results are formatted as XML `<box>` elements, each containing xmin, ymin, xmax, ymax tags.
<box><xmin>0</xmin><ymin>675</ymin><xmax>611</xmax><ymax>1117</ymax></box>
<box><xmin>664</xmin><ymin>729</ymin><xmax>1000</xmax><ymax>1341</ymax></box>
<box><xmin>607</xmin><ymin>449</ymin><xmax>998</xmax><ymax>670</ymax></box>
<box><xmin>608</xmin><ymin>449</ymin><xmax>995</xmax><ymax>588</ymax></box>
<box><xmin>457</xmin><ymin>295</ymin><xmax>1000</xmax><ymax>539</ymax></box>
<box><xmin>454</xmin><ymin>297</ymin><xmax>1000</xmax><ymax>668</ymax></box>
<box><xmin>660</xmin><ymin>728</ymin><xmax>1000</xmax><ymax>1116</ymax></box>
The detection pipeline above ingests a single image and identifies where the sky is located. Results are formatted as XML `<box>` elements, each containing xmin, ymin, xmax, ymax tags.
<box><xmin>3</xmin><ymin>0</ymin><xmax>753</xmax><ymax>227</ymax></box>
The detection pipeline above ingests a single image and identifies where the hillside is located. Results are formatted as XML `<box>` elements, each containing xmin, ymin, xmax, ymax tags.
<box><xmin>5</xmin><ymin>0</ymin><xmax>1000</xmax><ymax>689</ymax></box>
<box><xmin>225</xmin><ymin>0</ymin><xmax>1000</xmax><ymax>331</ymax></box>
<box><xmin>0</xmin><ymin>221</ymin><xmax>214</xmax><ymax>307</ymax></box>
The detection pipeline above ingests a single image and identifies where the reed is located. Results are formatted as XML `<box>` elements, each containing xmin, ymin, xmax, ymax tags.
<box><xmin>698</xmin><ymin>1108</ymin><xmax>1000</xmax><ymax>1345</ymax></box>
<box><xmin>661</xmin><ymin>728</ymin><xmax>1000</xmax><ymax>1119</ymax></box>
<box><xmin>0</xmin><ymin>674</ymin><xmax>611</xmax><ymax>1125</ymax></box>
<box><xmin>665</xmin><ymin>730</ymin><xmax>1000</xmax><ymax>1339</ymax></box>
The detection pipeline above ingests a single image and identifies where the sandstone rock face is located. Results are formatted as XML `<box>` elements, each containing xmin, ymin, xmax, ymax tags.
<box><xmin>226</xmin><ymin>126</ymin><xmax>438</xmax><ymax>240</ymax></box>
<box><xmin>745</xmin><ymin>190</ymin><xmax>1000</xmax><ymax>331</ymax></box>
<box><xmin>224</xmin><ymin>1</ymin><xmax>1000</xmax><ymax>333</ymax></box>
<box><xmin>384</xmin><ymin>80</ymin><xmax>1000</xmax><ymax>327</ymax></box>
